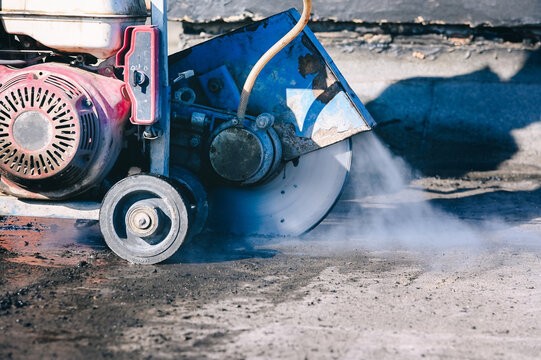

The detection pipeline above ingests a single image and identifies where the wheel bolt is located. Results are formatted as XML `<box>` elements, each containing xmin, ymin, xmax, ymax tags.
<box><xmin>133</xmin><ymin>212</ymin><xmax>152</xmax><ymax>230</ymax></box>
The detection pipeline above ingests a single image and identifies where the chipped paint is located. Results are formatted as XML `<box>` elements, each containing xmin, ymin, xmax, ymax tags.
<box><xmin>169</xmin><ymin>10</ymin><xmax>374</xmax><ymax>160</ymax></box>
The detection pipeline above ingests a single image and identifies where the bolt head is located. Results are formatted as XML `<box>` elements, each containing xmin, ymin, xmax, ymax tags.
<box><xmin>134</xmin><ymin>212</ymin><xmax>152</xmax><ymax>230</ymax></box>
<box><xmin>190</xmin><ymin>137</ymin><xmax>201</xmax><ymax>148</ymax></box>
<box><xmin>207</xmin><ymin>77</ymin><xmax>224</xmax><ymax>93</ymax></box>
<box><xmin>82</xmin><ymin>98</ymin><xmax>93</xmax><ymax>108</ymax></box>
<box><xmin>255</xmin><ymin>113</ymin><xmax>275</xmax><ymax>129</ymax></box>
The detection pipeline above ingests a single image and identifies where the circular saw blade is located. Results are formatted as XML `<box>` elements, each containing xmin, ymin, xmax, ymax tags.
<box><xmin>207</xmin><ymin>140</ymin><xmax>352</xmax><ymax>236</ymax></box>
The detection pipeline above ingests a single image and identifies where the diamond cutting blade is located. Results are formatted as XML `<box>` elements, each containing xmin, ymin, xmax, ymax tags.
<box><xmin>207</xmin><ymin>140</ymin><xmax>352</xmax><ymax>236</ymax></box>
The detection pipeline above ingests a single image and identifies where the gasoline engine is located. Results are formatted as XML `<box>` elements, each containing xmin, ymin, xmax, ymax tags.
<box><xmin>0</xmin><ymin>0</ymin><xmax>375</xmax><ymax>264</ymax></box>
<box><xmin>0</xmin><ymin>64</ymin><xmax>130</xmax><ymax>200</ymax></box>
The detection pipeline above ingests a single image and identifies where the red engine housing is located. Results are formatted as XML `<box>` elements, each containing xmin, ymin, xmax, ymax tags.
<box><xmin>0</xmin><ymin>63</ymin><xmax>131</xmax><ymax>200</ymax></box>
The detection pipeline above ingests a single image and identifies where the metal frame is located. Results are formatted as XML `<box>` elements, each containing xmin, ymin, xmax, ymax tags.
<box><xmin>149</xmin><ymin>0</ymin><xmax>170</xmax><ymax>177</ymax></box>
<box><xmin>0</xmin><ymin>197</ymin><xmax>99</xmax><ymax>220</ymax></box>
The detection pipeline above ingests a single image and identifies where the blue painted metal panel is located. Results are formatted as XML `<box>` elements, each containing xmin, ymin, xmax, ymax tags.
<box><xmin>197</xmin><ymin>65</ymin><xmax>241</xmax><ymax>112</ymax></box>
<box><xmin>169</xmin><ymin>9</ymin><xmax>375</xmax><ymax>158</ymax></box>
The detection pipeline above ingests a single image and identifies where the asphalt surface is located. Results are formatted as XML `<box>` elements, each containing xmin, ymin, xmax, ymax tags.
<box><xmin>1</xmin><ymin>134</ymin><xmax>541</xmax><ymax>359</ymax></box>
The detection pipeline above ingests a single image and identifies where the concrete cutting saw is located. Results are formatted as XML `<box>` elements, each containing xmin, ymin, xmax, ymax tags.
<box><xmin>0</xmin><ymin>0</ymin><xmax>375</xmax><ymax>264</ymax></box>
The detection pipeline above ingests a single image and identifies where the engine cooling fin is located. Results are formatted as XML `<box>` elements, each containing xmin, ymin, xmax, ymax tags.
<box><xmin>0</xmin><ymin>70</ymin><xmax>100</xmax><ymax>189</ymax></box>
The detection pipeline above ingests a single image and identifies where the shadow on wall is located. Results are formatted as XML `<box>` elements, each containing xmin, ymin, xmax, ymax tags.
<box><xmin>367</xmin><ymin>48</ymin><xmax>541</xmax><ymax>177</ymax></box>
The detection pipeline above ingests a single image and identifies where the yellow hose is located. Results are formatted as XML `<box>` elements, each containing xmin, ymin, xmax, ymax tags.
<box><xmin>236</xmin><ymin>0</ymin><xmax>312</xmax><ymax>121</ymax></box>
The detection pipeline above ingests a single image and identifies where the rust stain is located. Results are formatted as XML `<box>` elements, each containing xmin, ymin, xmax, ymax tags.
<box><xmin>0</xmin><ymin>216</ymin><xmax>104</xmax><ymax>267</ymax></box>
<box><xmin>298</xmin><ymin>34</ymin><xmax>340</xmax><ymax>105</ymax></box>
<box><xmin>274</xmin><ymin>123</ymin><xmax>320</xmax><ymax>160</ymax></box>
<box><xmin>311</xmin><ymin>125</ymin><xmax>359</xmax><ymax>146</ymax></box>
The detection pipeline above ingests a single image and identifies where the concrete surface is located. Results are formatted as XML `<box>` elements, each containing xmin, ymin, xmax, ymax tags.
<box><xmin>2</xmin><ymin>134</ymin><xmax>541</xmax><ymax>359</ymax></box>
<box><xmin>168</xmin><ymin>0</ymin><xmax>541</xmax><ymax>26</ymax></box>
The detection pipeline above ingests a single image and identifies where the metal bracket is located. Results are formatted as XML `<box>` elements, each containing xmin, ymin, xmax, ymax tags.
<box><xmin>143</xmin><ymin>125</ymin><xmax>164</xmax><ymax>140</ymax></box>
<box><xmin>0</xmin><ymin>197</ymin><xmax>100</xmax><ymax>220</ymax></box>
<box><xmin>173</xmin><ymin>70</ymin><xmax>195</xmax><ymax>84</ymax></box>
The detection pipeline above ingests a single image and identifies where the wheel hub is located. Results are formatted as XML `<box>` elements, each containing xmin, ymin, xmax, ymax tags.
<box><xmin>126</xmin><ymin>205</ymin><xmax>160</xmax><ymax>237</ymax></box>
<box><xmin>208</xmin><ymin>123</ymin><xmax>281</xmax><ymax>185</ymax></box>
<box><xmin>209</xmin><ymin>127</ymin><xmax>264</xmax><ymax>182</ymax></box>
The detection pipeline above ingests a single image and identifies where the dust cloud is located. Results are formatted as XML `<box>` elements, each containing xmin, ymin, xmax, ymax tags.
<box><xmin>301</xmin><ymin>132</ymin><xmax>541</xmax><ymax>260</ymax></box>
<box><xmin>337</xmin><ymin>132</ymin><xmax>479</xmax><ymax>250</ymax></box>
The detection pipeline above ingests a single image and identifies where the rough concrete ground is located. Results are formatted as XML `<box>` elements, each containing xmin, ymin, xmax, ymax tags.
<box><xmin>2</xmin><ymin>132</ymin><xmax>541</xmax><ymax>359</ymax></box>
<box><xmin>1</xmin><ymin>18</ymin><xmax>540</xmax><ymax>360</ymax></box>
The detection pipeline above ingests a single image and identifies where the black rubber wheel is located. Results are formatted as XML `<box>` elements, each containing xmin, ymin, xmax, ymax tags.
<box><xmin>170</xmin><ymin>166</ymin><xmax>208</xmax><ymax>237</ymax></box>
<box><xmin>99</xmin><ymin>174</ymin><xmax>189</xmax><ymax>264</ymax></box>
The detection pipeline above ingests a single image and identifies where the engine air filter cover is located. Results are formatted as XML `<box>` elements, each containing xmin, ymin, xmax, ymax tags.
<box><xmin>0</xmin><ymin>71</ymin><xmax>100</xmax><ymax>189</ymax></box>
